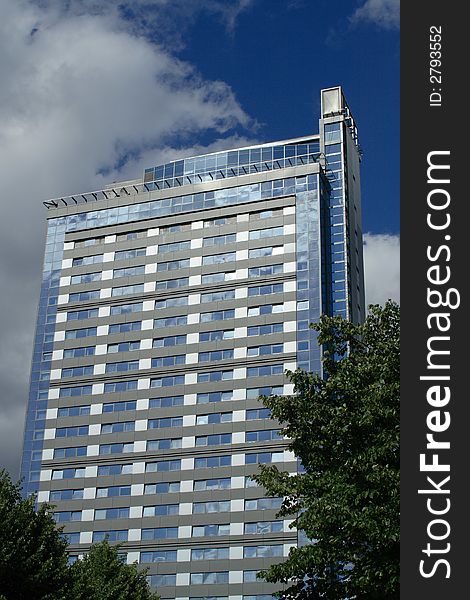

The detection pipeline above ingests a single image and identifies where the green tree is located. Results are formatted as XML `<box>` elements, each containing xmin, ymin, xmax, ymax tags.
<box><xmin>254</xmin><ymin>301</ymin><xmax>400</xmax><ymax>600</ymax></box>
<box><xmin>0</xmin><ymin>469</ymin><xmax>69</xmax><ymax>600</ymax></box>
<box><xmin>0</xmin><ymin>471</ymin><xmax>159</xmax><ymax>600</ymax></box>
<box><xmin>67</xmin><ymin>539</ymin><xmax>159</xmax><ymax>600</ymax></box>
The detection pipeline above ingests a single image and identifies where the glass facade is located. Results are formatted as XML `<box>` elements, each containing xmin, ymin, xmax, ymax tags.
<box><xmin>20</xmin><ymin>86</ymin><xmax>364</xmax><ymax>598</ymax></box>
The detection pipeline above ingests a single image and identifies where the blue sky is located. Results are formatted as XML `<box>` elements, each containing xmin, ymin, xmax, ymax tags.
<box><xmin>0</xmin><ymin>0</ymin><xmax>399</xmax><ymax>476</ymax></box>
<box><xmin>148</xmin><ymin>0</ymin><xmax>400</xmax><ymax>235</ymax></box>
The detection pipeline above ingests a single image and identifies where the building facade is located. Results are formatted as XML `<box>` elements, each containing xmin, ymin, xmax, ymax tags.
<box><xmin>20</xmin><ymin>86</ymin><xmax>365</xmax><ymax>599</ymax></box>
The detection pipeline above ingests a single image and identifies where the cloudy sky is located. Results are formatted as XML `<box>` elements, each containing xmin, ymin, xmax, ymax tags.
<box><xmin>0</xmin><ymin>0</ymin><xmax>399</xmax><ymax>478</ymax></box>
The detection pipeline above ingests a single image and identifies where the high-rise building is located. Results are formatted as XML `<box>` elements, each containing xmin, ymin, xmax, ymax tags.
<box><xmin>20</xmin><ymin>86</ymin><xmax>364</xmax><ymax>598</ymax></box>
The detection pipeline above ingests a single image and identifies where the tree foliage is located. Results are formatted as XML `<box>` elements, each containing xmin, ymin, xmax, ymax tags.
<box><xmin>254</xmin><ymin>301</ymin><xmax>400</xmax><ymax>600</ymax></box>
<box><xmin>0</xmin><ymin>470</ymin><xmax>159</xmax><ymax>600</ymax></box>
<box><xmin>0</xmin><ymin>469</ymin><xmax>69</xmax><ymax>600</ymax></box>
<box><xmin>68</xmin><ymin>539</ymin><xmax>159</xmax><ymax>600</ymax></box>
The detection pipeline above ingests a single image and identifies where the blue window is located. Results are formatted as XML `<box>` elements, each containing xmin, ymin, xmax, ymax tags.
<box><xmin>197</xmin><ymin>370</ymin><xmax>233</xmax><ymax>383</ymax></box>
<box><xmin>149</xmin><ymin>396</ymin><xmax>183</xmax><ymax>408</ymax></box>
<box><xmin>155</xmin><ymin>277</ymin><xmax>188</xmax><ymax>290</ymax></box>
<box><xmin>69</xmin><ymin>290</ymin><xmax>100</xmax><ymax>302</ymax></box>
<box><xmin>97</xmin><ymin>464</ymin><xmax>133</xmax><ymax>476</ymax></box>
<box><xmin>107</xmin><ymin>341</ymin><xmax>141</xmax><ymax>353</ymax></box>
<box><xmin>243</xmin><ymin>545</ymin><xmax>283</xmax><ymax>558</ymax></box>
<box><xmin>152</xmin><ymin>335</ymin><xmax>186</xmax><ymax>347</ymax></box>
<box><xmin>92</xmin><ymin>530</ymin><xmax>128</xmax><ymax>542</ymax></box>
<box><xmin>202</xmin><ymin>252</ymin><xmax>235</xmax><ymax>266</ymax></box>
<box><xmin>110</xmin><ymin>302</ymin><xmax>143</xmax><ymax>315</ymax></box>
<box><xmin>247</xmin><ymin>344</ymin><xmax>283</xmax><ymax>357</ymax></box>
<box><xmin>61</xmin><ymin>365</ymin><xmax>94</xmax><ymax>378</ymax></box>
<box><xmin>148</xmin><ymin>417</ymin><xmax>183</xmax><ymax>429</ymax></box>
<box><xmin>196</xmin><ymin>412</ymin><xmax>232</xmax><ymax>425</ymax></box>
<box><xmin>143</xmin><ymin>504</ymin><xmax>179</xmax><ymax>517</ymax></box>
<box><xmin>101</xmin><ymin>422</ymin><xmax>135</xmax><ymax>434</ymax></box>
<box><xmin>154</xmin><ymin>296</ymin><xmax>188</xmax><ymax>309</ymax></box>
<box><xmin>198</xmin><ymin>350</ymin><xmax>233</xmax><ymax>362</ymax></box>
<box><xmin>246</xmin><ymin>429</ymin><xmax>282</xmax><ymax>442</ymax></box>
<box><xmin>57</xmin><ymin>406</ymin><xmax>91</xmax><ymax>417</ymax></box>
<box><xmin>50</xmin><ymin>489</ymin><xmax>84</xmax><ymax>501</ymax></box>
<box><xmin>102</xmin><ymin>400</ymin><xmax>137</xmax><ymax>413</ymax></box>
<box><xmin>54</xmin><ymin>446</ymin><xmax>87</xmax><ymax>458</ymax></box>
<box><xmin>247</xmin><ymin>303</ymin><xmax>283</xmax><ymax>316</ymax></box>
<box><xmin>193</xmin><ymin>500</ymin><xmax>231</xmax><ymax>514</ymax></box>
<box><xmin>199</xmin><ymin>329</ymin><xmax>234</xmax><ymax>342</ymax></box>
<box><xmin>113</xmin><ymin>265</ymin><xmax>145</xmax><ymax>278</ymax></box>
<box><xmin>200</xmin><ymin>290</ymin><xmax>235</xmax><ymax>303</ymax></box>
<box><xmin>154</xmin><ymin>315</ymin><xmax>187</xmax><ymax>328</ymax></box>
<box><xmin>147</xmin><ymin>438</ymin><xmax>182</xmax><ymax>451</ymax></box>
<box><xmin>245</xmin><ymin>497</ymin><xmax>283</xmax><ymax>511</ymax></box>
<box><xmin>248</xmin><ymin>323</ymin><xmax>283</xmax><ymax>336</ymax></box>
<box><xmin>157</xmin><ymin>259</ymin><xmax>190</xmax><ymax>271</ymax></box>
<box><xmin>70</xmin><ymin>272</ymin><xmax>101</xmax><ymax>285</ymax></box>
<box><xmin>95</xmin><ymin>508</ymin><xmax>130</xmax><ymax>520</ymax></box>
<box><xmin>145</xmin><ymin>460</ymin><xmax>181</xmax><ymax>472</ymax></box>
<box><xmin>247</xmin><ymin>365</ymin><xmax>283</xmax><ymax>377</ymax></box>
<box><xmin>105</xmin><ymin>360</ymin><xmax>139</xmax><ymax>373</ymax></box>
<box><xmin>99</xmin><ymin>443</ymin><xmax>134</xmax><ymax>455</ymax></box>
<box><xmin>248</xmin><ymin>264</ymin><xmax>283</xmax><ymax>278</ymax></box>
<box><xmin>104</xmin><ymin>380</ymin><xmax>138</xmax><ymax>393</ymax></box>
<box><xmin>245</xmin><ymin>452</ymin><xmax>284</xmax><ymax>465</ymax></box>
<box><xmin>111</xmin><ymin>284</ymin><xmax>145</xmax><ymax>297</ymax></box>
<box><xmin>140</xmin><ymin>550</ymin><xmax>177</xmax><ymax>562</ymax></box>
<box><xmin>246</xmin><ymin>408</ymin><xmax>271</xmax><ymax>420</ymax></box>
<box><xmin>96</xmin><ymin>486</ymin><xmax>131</xmax><ymax>498</ymax></box>
<box><xmin>151</xmin><ymin>355</ymin><xmax>185</xmax><ymax>367</ymax></box>
<box><xmin>63</xmin><ymin>346</ymin><xmax>95</xmax><ymax>358</ymax></box>
<box><xmin>150</xmin><ymin>376</ymin><xmax>184</xmax><ymax>388</ymax></box>
<box><xmin>195</xmin><ymin>434</ymin><xmax>232</xmax><ymax>447</ymax></box>
<box><xmin>108</xmin><ymin>321</ymin><xmax>141</xmax><ymax>334</ymax></box>
<box><xmin>203</xmin><ymin>234</ymin><xmax>236</xmax><ymax>246</ymax></box>
<box><xmin>249</xmin><ymin>227</ymin><xmax>283</xmax><ymax>240</ymax></box>
<box><xmin>194</xmin><ymin>455</ymin><xmax>231</xmax><ymax>468</ymax></box>
<box><xmin>248</xmin><ymin>284</ymin><xmax>283</xmax><ymax>297</ymax></box>
<box><xmin>67</xmin><ymin>308</ymin><xmax>99</xmax><ymax>321</ymax></box>
<box><xmin>158</xmin><ymin>241</ymin><xmax>190</xmax><ymax>253</ymax></box>
<box><xmin>65</xmin><ymin>327</ymin><xmax>97</xmax><ymax>340</ymax></box>
<box><xmin>196</xmin><ymin>391</ymin><xmax>233</xmax><ymax>404</ymax></box>
<box><xmin>114</xmin><ymin>248</ymin><xmax>146</xmax><ymax>260</ymax></box>
<box><xmin>245</xmin><ymin>521</ymin><xmax>283</xmax><ymax>534</ymax></box>
<box><xmin>56</xmin><ymin>426</ymin><xmax>89</xmax><ymax>438</ymax></box>
<box><xmin>142</xmin><ymin>527</ymin><xmax>178</xmax><ymax>540</ymax></box>
<box><xmin>200</xmin><ymin>309</ymin><xmax>235</xmax><ymax>322</ymax></box>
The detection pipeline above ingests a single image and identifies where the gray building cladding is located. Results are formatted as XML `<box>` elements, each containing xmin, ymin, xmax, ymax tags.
<box><xmin>20</xmin><ymin>86</ymin><xmax>365</xmax><ymax>598</ymax></box>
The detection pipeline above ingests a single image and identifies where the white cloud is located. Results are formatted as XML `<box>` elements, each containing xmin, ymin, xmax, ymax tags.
<box><xmin>363</xmin><ymin>233</ymin><xmax>400</xmax><ymax>306</ymax></box>
<box><xmin>0</xmin><ymin>0</ymin><xmax>256</xmax><ymax>477</ymax></box>
<box><xmin>350</xmin><ymin>0</ymin><xmax>399</xmax><ymax>30</ymax></box>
